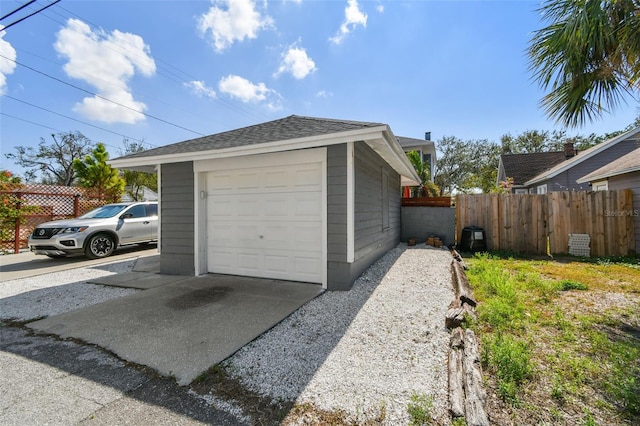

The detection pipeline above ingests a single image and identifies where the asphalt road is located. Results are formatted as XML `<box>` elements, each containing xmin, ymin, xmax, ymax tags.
<box><xmin>0</xmin><ymin>244</ymin><xmax>159</xmax><ymax>282</ymax></box>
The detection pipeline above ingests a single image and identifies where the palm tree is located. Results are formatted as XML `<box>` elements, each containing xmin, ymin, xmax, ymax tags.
<box><xmin>528</xmin><ymin>0</ymin><xmax>640</xmax><ymax>127</ymax></box>
<box><xmin>406</xmin><ymin>151</ymin><xmax>439</xmax><ymax>197</ymax></box>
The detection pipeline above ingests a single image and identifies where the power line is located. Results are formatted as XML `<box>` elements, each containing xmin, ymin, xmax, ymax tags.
<box><xmin>1</xmin><ymin>111</ymin><xmax>126</xmax><ymax>153</ymax></box>
<box><xmin>31</xmin><ymin>3</ymin><xmax>271</xmax><ymax>123</ymax></box>
<box><xmin>0</xmin><ymin>54</ymin><xmax>206</xmax><ymax>136</ymax></box>
<box><xmin>1</xmin><ymin>0</ymin><xmax>61</xmax><ymax>31</ymax></box>
<box><xmin>1</xmin><ymin>0</ymin><xmax>37</xmax><ymax>21</ymax></box>
<box><xmin>2</xmin><ymin>94</ymin><xmax>155</xmax><ymax>146</ymax></box>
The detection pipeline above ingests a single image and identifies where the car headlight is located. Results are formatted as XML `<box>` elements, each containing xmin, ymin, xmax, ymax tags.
<box><xmin>59</xmin><ymin>226</ymin><xmax>89</xmax><ymax>234</ymax></box>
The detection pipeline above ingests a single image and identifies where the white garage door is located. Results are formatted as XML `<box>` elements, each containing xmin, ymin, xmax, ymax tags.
<box><xmin>205</xmin><ymin>151</ymin><xmax>324</xmax><ymax>283</ymax></box>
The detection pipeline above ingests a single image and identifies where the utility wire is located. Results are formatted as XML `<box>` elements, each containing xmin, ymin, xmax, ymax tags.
<box><xmin>1</xmin><ymin>111</ymin><xmax>130</xmax><ymax>153</ymax></box>
<box><xmin>1</xmin><ymin>0</ymin><xmax>37</xmax><ymax>21</ymax></box>
<box><xmin>2</xmin><ymin>94</ymin><xmax>154</xmax><ymax>146</ymax></box>
<box><xmin>0</xmin><ymin>54</ymin><xmax>206</xmax><ymax>136</ymax></box>
<box><xmin>1</xmin><ymin>0</ymin><xmax>61</xmax><ymax>31</ymax></box>
<box><xmin>35</xmin><ymin>3</ymin><xmax>270</xmax><ymax>123</ymax></box>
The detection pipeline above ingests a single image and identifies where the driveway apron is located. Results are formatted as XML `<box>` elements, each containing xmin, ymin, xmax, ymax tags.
<box><xmin>28</xmin><ymin>274</ymin><xmax>323</xmax><ymax>385</ymax></box>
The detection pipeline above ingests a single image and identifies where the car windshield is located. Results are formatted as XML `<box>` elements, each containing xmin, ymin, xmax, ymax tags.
<box><xmin>79</xmin><ymin>204</ymin><xmax>129</xmax><ymax>219</ymax></box>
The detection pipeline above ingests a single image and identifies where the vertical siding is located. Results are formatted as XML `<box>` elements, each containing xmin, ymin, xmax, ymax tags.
<box><xmin>160</xmin><ymin>162</ymin><xmax>195</xmax><ymax>275</ymax></box>
<box><xmin>326</xmin><ymin>144</ymin><xmax>350</xmax><ymax>290</ymax></box>
<box><xmin>608</xmin><ymin>172</ymin><xmax>640</xmax><ymax>254</ymax></box>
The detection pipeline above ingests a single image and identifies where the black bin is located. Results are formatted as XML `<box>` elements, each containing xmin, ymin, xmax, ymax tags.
<box><xmin>459</xmin><ymin>226</ymin><xmax>487</xmax><ymax>253</ymax></box>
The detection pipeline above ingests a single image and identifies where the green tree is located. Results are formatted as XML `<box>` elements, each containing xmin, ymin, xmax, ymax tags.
<box><xmin>434</xmin><ymin>137</ymin><xmax>501</xmax><ymax>195</ymax></box>
<box><xmin>529</xmin><ymin>0</ymin><xmax>640</xmax><ymax>127</ymax></box>
<box><xmin>5</xmin><ymin>131</ymin><xmax>94</xmax><ymax>185</ymax></box>
<box><xmin>406</xmin><ymin>151</ymin><xmax>439</xmax><ymax>197</ymax></box>
<box><xmin>73</xmin><ymin>143</ymin><xmax>125</xmax><ymax>202</ymax></box>
<box><xmin>119</xmin><ymin>139</ymin><xmax>158</xmax><ymax>201</ymax></box>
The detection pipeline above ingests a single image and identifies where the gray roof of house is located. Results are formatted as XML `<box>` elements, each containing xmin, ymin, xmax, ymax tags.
<box><xmin>577</xmin><ymin>147</ymin><xmax>640</xmax><ymax>183</ymax></box>
<box><xmin>499</xmin><ymin>151</ymin><xmax>567</xmax><ymax>185</ymax></box>
<box><xmin>114</xmin><ymin>115</ymin><xmax>385</xmax><ymax>161</ymax></box>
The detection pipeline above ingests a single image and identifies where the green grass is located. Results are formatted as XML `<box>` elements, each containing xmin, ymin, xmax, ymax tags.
<box><xmin>407</xmin><ymin>393</ymin><xmax>434</xmax><ymax>426</ymax></box>
<box><xmin>466</xmin><ymin>253</ymin><xmax>640</xmax><ymax>424</ymax></box>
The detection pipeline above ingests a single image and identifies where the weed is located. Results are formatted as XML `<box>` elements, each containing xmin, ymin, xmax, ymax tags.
<box><xmin>407</xmin><ymin>393</ymin><xmax>433</xmax><ymax>425</ymax></box>
<box><xmin>558</xmin><ymin>279</ymin><xmax>588</xmax><ymax>291</ymax></box>
<box><xmin>451</xmin><ymin>417</ymin><xmax>467</xmax><ymax>426</ymax></box>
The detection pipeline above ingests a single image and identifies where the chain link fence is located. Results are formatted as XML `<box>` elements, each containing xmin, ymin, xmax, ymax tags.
<box><xmin>1</xmin><ymin>184</ymin><xmax>113</xmax><ymax>254</ymax></box>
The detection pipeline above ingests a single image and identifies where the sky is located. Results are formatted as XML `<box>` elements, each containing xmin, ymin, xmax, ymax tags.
<box><xmin>1</xmin><ymin>0</ymin><xmax>638</xmax><ymax>179</ymax></box>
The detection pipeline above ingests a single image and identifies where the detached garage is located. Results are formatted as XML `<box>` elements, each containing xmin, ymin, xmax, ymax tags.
<box><xmin>111</xmin><ymin>115</ymin><xmax>419</xmax><ymax>290</ymax></box>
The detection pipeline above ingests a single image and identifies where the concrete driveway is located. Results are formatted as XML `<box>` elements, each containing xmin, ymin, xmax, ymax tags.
<box><xmin>26</xmin><ymin>265</ymin><xmax>323</xmax><ymax>385</ymax></box>
<box><xmin>0</xmin><ymin>244</ymin><xmax>159</xmax><ymax>282</ymax></box>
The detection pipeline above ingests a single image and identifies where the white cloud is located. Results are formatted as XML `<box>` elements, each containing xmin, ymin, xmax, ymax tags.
<box><xmin>0</xmin><ymin>29</ymin><xmax>17</xmax><ymax>95</ymax></box>
<box><xmin>54</xmin><ymin>18</ymin><xmax>156</xmax><ymax>124</ymax></box>
<box><xmin>274</xmin><ymin>43</ymin><xmax>316</xmax><ymax>79</ymax></box>
<box><xmin>330</xmin><ymin>0</ymin><xmax>367</xmax><ymax>44</ymax></box>
<box><xmin>376</xmin><ymin>3</ymin><xmax>384</xmax><ymax>13</ymax></box>
<box><xmin>198</xmin><ymin>0</ymin><xmax>273</xmax><ymax>52</ymax></box>
<box><xmin>184</xmin><ymin>80</ymin><xmax>217</xmax><ymax>98</ymax></box>
<box><xmin>316</xmin><ymin>90</ymin><xmax>333</xmax><ymax>98</ymax></box>
<box><xmin>218</xmin><ymin>74</ymin><xmax>274</xmax><ymax>102</ymax></box>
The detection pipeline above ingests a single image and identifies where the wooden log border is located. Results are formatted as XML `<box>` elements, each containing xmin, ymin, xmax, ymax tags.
<box><xmin>447</xmin><ymin>250</ymin><xmax>489</xmax><ymax>425</ymax></box>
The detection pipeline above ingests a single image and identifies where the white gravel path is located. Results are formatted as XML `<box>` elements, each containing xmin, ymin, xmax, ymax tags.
<box><xmin>0</xmin><ymin>259</ymin><xmax>139</xmax><ymax>322</ymax></box>
<box><xmin>227</xmin><ymin>244</ymin><xmax>455</xmax><ymax>425</ymax></box>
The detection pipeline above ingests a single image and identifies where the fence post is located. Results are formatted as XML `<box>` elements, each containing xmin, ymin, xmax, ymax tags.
<box><xmin>74</xmin><ymin>194</ymin><xmax>80</xmax><ymax>217</ymax></box>
<box><xmin>13</xmin><ymin>192</ymin><xmax>22</xmax><ymax>254</ymax></box>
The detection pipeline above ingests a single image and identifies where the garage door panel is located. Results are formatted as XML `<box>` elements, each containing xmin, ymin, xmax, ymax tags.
<box><xmin>206</xmin><ymin>153</ymin><xmax>323</xmax><ymax>283</ymax></box>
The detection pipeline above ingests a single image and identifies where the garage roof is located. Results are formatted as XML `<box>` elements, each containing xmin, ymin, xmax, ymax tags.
<box><xmin>110</xmin><ymin>115</ymin><xmax>420</xmax><ymax>185</ymax></box>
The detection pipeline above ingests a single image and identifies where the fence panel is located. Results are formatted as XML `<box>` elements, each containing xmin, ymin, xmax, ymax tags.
<box><xmin>1</xmin><ymin>184</ymin><xmax>112</xmax><ymax>254</ymax></box>
<box><xmin>456</xmin><ymin>190</ymin><xmax>635</xmax><ymax>257</ymax></box>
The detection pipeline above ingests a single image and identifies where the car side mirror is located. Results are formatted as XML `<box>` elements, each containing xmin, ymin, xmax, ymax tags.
<box><xmin>120</xmin><ymin>213</ymin><xmax>133</xmax><ymax>219</ymax></box>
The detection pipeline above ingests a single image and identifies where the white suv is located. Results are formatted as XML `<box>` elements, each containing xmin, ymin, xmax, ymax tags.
<box><xmin>28</xmin><ymin>202</ymin><xmax>158</xmax><ymax>259</ymax></box>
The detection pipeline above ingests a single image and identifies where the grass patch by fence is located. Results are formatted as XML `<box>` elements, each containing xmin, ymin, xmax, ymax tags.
<box><xmin>465</xmin><ymin>253</ymin><xmax>640</xmax><ymax>425</ymax></box>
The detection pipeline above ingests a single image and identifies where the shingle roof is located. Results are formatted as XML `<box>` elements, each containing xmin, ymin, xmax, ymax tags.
<box><xmin>500</xmin><ymin>151</ymin><xmax>567</xmax><ymax>185</ymax></box>
<box><xmin>525</xmin><ymin>126</ymin><xmax>640</xmax><ymax>185</ymax></box>
<box><xmin>114</xmin><ymin>115</ymin><xmax>385</xmax><ymax>161</ymax></box>
<box><xmin>577</xmin><ymin>147</ymin><xmax>640</xmax><ymax>183</ymax></box>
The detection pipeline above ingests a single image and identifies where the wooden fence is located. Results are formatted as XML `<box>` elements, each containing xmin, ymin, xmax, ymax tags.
<box><xmin>456</xmin><ymin>190</ymin><xmax>635</xmax><ymax>257</ymax></box>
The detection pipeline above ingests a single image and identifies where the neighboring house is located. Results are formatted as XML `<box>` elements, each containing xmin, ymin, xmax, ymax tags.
<box><xmin>110</xmin><ymin>115</ymin><xmax>420</xmax><ymax>291</ymax></box>
<box><xmin>577</xmin><ymin>147</ymin><xmax>640</xmax><ymax>253</ymax></box>
<box><xmin>524</xmin><ymin>127</ymin><xmax>640</xmax><ymax>193</ymax></box>
<box><xmin>397</xmin><ymin>133</ymin><xmax>437</xmax><ymax>182</ymax></box>
<box><xmin>497</xmin><ymin>150</ymin><xmax>568</xmax><ymax>193</ymax></box>
<box><xmin>121</xmin><ymin>186</ymin><xmax>158</xmax><ymax>202</ymax></box>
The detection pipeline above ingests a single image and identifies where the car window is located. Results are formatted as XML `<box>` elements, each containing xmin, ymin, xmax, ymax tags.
<box><xmin>124</xmin><ymin>205</ymin><xmax>147</xmax><ymax>218</ymax></box>
<box><xmin>80</xmin><ymin>204</ymin><xmax>128</xmax><ymax>219</ymax></box>
<box><xmin>146</xmin><ymin>204</ymin><xmax>158</xmax><ymax>217</ymax></box>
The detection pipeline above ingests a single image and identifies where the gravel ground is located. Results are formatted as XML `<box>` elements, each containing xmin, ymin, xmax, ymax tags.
<box><xmin>0</xmin><ymin>259</ymin><xmax>139</xmax><ymax>322</ymax></box>
<box><xmin>227</xmin><ymin>244</ymin><xmax>455</xmax><ymax>425</ymax></box>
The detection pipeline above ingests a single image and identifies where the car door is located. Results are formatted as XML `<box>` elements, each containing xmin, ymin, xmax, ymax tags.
<box><xmin>118</xmin><ymin>204</ymin><xmax>153</xmax><ymax>244</ymax></box>
<box><xmin>146</xmin><ymin>203</ymin><xmax>158</xmax><ymax>240</ymax></box>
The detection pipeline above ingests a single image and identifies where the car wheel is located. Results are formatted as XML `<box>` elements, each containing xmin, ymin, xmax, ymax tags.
<box><xmin>85</xmin><ymin>233</ymin><xmax>115</xmax><ymax>259</ymax></box>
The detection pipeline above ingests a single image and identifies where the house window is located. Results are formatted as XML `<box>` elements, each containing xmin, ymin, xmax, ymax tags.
<box><xmin>536</xmin><ymin>184</ymin><xmax>548</xmax><ymax>194</ymax></box>
<box><xmin>514</xmin><ymin>189</ymin><xmax>527</xmax><ymax>194</ymax></box>
<box><xmin>592</xmin><ymin>181</ymin><xmax>608</xmax><ymax>191</ymax></box>
<box><xmin>382</xmin><ymin>169</ymin><xmax>389</xmax><ymax>230</ymax></box>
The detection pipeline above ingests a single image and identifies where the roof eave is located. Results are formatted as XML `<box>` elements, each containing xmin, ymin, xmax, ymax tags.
<box><xmin>577</xmin><ymin>165</ymin><xmax>640</xmax><ymax>184</ymax></box>
<box><xmin>109</xmin><ymin>125</ymin><xmax>421</xmax><ymax>185</ymax></box>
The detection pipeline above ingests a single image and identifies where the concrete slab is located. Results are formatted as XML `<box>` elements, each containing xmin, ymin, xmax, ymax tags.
<box><xmin>28</xmin><ymin>275</ymin><xmax>323</xmax><ymax>385</ymax></box>
<box><xmin>87</xmin><ymin>272</ymin><xmax>187</xmax><ymax>289</ymax></box>
<box><xmin>133</xmin><ymin>254</ymin><xmax>160</xmax><ymax>273</ymax></box>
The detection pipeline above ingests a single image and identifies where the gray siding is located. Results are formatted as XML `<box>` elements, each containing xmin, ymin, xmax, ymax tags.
<box><xmin>326</xmin><ymin>142</ymin><xmax>401</xmax><ymax>290</ymax></box>
<box><xmin>536</xmin><ymin>138</ymin><xmax>638</xmax><ymax>192</ymax></box>
<box><xmin>607</xmin><ymin>172</ymin><xmax>640</xmax><ymax>254</ymax></box>
<box><xmin>160</xmin><ymin>162</ymin><xmax>195</xmax><ymax>275</ymax></box>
